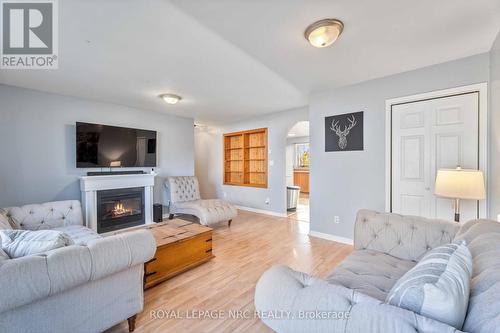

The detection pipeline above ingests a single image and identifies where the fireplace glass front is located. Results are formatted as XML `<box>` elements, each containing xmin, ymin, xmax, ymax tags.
<box><xmin>96</xmin><ymin>187</ymin><xmax>145</xmax><ymax>233</ymax></box>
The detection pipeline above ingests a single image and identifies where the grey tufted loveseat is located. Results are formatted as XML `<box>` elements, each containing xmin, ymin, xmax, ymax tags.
<box><xmin>0</xmin><ymin>200</ymin><xmax>156</xmax><ymax>333</ymax></box>
<box><xmin>255</xmin><ymin>210</ymin><xmax>500</xmax><ymax>333</ymax></box>
<box><xmin>165</xmin><ymin>176</ymin><xmax>237</xmax><ymax>226</ymax></box>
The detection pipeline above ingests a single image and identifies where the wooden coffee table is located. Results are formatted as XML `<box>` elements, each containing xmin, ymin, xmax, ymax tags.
<box><xmin>142</xmin><ymin>219</ymin><xmax>214</xmax><ymax>289</ymax></box>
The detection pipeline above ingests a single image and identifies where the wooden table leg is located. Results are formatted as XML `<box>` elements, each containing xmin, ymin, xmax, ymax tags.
<box><xmin>128</xmin><ymin>314</ymin><xmax>137</xmax><ymax>332</ymax></box>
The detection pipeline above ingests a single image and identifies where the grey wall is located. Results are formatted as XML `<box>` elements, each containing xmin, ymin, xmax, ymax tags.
<box><xmin>309</xmin><ymin>53</ymin><xmax>490</xmax><ymax>240</ymax></box>
<box><xmin>0</xmin><ymin>85</ymin><xmax>195</xmax><ymax>207</ymax></box>
<box><xmin>194</xmin><ymin>125</ymin><xmax>219</xmax><ymax>199</ymax></box>
<box><xmin>194</xmin><ymin>107</ymin><xmax>308</xmax><ymax>214</ymax></box>
<box><xmin>490</xmin><ymin>30</ymin><xmax>500</xmax><ymax>219</ymax></box>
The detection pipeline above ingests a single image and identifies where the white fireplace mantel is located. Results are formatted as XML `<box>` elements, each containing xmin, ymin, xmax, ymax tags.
<box><xmin>80</xmin><ymin>173</ymin><xmax>156</xmax><ymax>233</ymax></box>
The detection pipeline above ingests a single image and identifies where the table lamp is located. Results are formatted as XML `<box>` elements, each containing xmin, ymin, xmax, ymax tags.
<box><xmin>435</xmin><ymin>167</ymin><xmax>485</xmax><ymax>222</ymax></box>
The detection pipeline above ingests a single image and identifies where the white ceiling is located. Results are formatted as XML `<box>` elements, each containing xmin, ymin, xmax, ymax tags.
<box><xmin>0</xmin><ymin>0</ymin><xmax>306</xmax><ymax>125</ymax></box>
<box><xmin>1</xmin><ymin>0</ymin><xmax>499</xmax><ymax>124</ymax></box>
<box><xmin>172</xmin><ymin>0</ymin><xmax>500</xmax><ymax>92</ymax></box>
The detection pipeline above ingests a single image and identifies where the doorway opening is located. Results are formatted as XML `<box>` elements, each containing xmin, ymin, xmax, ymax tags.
<box><xmin>286</xmin><ymin>121</ymin><xmax>310</xmax><ymax>223</ymax></box>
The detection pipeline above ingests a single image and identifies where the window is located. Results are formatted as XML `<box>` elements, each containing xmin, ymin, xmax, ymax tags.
<box><xmin>294</xmin><ymin>143</ymin><xmax>310</xmax><ymax>168</ymax></box>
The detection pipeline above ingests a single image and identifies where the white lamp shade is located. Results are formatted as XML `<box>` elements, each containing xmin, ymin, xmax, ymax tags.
<box><xmin>435</xmin><ymin>168</ymin><xmax>485</xmax><ymax>200</ymax></box>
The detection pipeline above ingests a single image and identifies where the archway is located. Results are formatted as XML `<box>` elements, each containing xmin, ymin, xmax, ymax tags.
<box><xmin>285</xmin><ymin>121</ymin><xmax>310</xmax><ymax>222</ymax></box>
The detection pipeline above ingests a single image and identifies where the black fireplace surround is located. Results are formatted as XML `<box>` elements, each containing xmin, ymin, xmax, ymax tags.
<box><xmin>96</xmin><ymin>187</ymin><xmax>145</xmax><ymax>233</ymax></box>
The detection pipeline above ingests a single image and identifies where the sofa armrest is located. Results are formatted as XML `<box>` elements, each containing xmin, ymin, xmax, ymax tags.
<box><xmin>86</xmin><ymin>229</ymin><xmax>156</xmax><ymax>280</ymax></box>
<box><xmin>255</xmin><ymin>265</ymin><xmax>462</xmax><ymax>333</ymax></box>
<box><xmin>0</xmin><ymin>229</ymin><xmax>155</xmax><ymax>313</ymax></box>
<box><xmin>353</xmin><ymin>210</ymin><xmax>459</xmax><ymax>261</ymax></box>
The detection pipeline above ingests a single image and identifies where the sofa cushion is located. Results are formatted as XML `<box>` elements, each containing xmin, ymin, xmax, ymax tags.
<box><xmin>454</xmin><ymin>219</ymin><xmax>500</xmax><ymax>333</ymax></box>
<box><xmin>2</xmin><ymin>200</ymin><xmax>83</xmax><ymax>230</ymax></box>
<box><xmin>53</xmin><ymin>225</ymin><xmax>102</xmax><ymax>245</ymax></box>
<box><xmin>0</xmin><ymin>247</ymin><xmax>9</xmax><ymax>264</ymax></box>
<box><xmin>0</xmin><ymin>229</ymin><xmax>74</xmax><ymax>258</ymax></box>
<box><xmin>0</xmin><ymin>231</ymin><xmax>7</xmax><ymax>264</ymax></box>
<box><xmin>173</xmin><ymin>199</ymin><xmax>237</xmax><ymax>225</ymax></box>
<box><xmin>326</xmin><ymin>250</ymin><xmax>416</xmax><ymax>301</ymax></box>
<box><xmin>386</xmin><ymin>241</ymin><xmax>472</xmax><ymax>329</ymax></box>
<box><xmin>0</xmin><ymin>211</ymin><xmax>13</xmax><ymax>230</ymax></box>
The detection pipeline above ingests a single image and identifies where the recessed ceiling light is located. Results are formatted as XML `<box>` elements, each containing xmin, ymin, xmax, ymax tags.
<box><xmin>160</xmin><ymin>93</ymin><xmax>182</xmax><ymax>105</ymax></box>
<box><xmin>304</xmin><ymin>19</ymin><xmax>344</xmax><ymax>48</ymax></box>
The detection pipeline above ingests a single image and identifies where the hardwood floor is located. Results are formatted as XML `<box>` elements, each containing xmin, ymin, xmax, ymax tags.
<box><xmin>107</xmin><ymin>210</ymin><xmax>352</xmax><ymax>333</ymax></box>
<box><xmin>287</xmin><ymin>193</ymin><xmax>310</xmax><ymax>223</ymax></box>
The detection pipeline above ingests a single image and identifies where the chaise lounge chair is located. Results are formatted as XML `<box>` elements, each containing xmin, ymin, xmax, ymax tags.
<box><xmin>165</xmin><ymin>176</ymin><xmax>237</xmax><ymax>227</ymax></box>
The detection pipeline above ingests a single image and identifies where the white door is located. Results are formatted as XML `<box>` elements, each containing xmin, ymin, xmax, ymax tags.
<box><xmin>391</xmin><ymin>92</ymin><xmax>479</xmax><ymax>221</ymax></box>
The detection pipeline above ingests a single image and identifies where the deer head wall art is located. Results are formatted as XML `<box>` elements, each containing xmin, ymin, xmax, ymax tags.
<box><xmin>325</xmin><ymin>111</ymin><xmax>364</xmax><ymax>152</ymax></box>
<box><xmin>330</xmin><ymin>115</ymin><xmax>357</xmax><ymax>149</ymax></box>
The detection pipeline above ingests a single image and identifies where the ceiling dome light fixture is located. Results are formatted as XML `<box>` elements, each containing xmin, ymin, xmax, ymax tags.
<box><xmin>304</xmin><ymin>19</ymin><xmax>344</xmax><ymax>48</ymax></box>
<box><xmin>160</xmin><ymin>93</ymin><xmax>182</xmax><ymax>105</ymax></box>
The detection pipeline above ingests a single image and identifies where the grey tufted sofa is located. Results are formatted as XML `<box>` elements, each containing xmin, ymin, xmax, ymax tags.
<box><xmin>0</xmin><ymin>200</ymin><xmax>156</xmax><ymax>333</ymax></box>
<box><xmin>255</xmin><ymin>209</ymin><xmax>500</xmax><ymax>333</ymax></box>
<box><xmin>165</xmin><ymin>176</ymin><xmax>237</xmax><ymax>226</ymax></box>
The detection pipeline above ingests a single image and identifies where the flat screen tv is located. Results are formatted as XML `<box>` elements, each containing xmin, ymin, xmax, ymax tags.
<box><xmin>76</xmin><ymin>122</ymin><xmax>157</xmax><ymax>168</ymax></box>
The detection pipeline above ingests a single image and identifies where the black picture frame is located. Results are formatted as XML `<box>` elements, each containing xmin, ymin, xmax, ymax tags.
<box><xmin>325</xmin><ymin>111</ymin><xmax>364</xmax><ymax>152</ymax></box>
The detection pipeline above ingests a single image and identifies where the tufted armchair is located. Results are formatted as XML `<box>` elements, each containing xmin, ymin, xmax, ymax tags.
<box><xmin>165</xmin><ymin>176</ymin><xmax>237</xmax><ymax>227</ymax></box>
<box><xmin>0</xmin><ymin>200</ymin><xmax>156</xmax><ymax>333</ymax></box>
<box><xmin>255</xmin><ymin>209</ymin><xmax>500</xmax><ymax>333</ymax></box>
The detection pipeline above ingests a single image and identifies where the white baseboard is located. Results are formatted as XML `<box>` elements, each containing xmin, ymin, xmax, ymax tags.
<box><xmin>235</xmin><ymin>205</ymin><xmax>288</xmax><ymax>218</ymax></box>
<box><xmin>308</xmin><ymin>231</ymin><xmax>354</xmax><ymax>245</ymax></box>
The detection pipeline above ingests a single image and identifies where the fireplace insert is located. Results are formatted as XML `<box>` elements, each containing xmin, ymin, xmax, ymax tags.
<box><xmin>96</xmin><ymin>187</ymin><xmax>145</xmax><ymax>233</ymax></box>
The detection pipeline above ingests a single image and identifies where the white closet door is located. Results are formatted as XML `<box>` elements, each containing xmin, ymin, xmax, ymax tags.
<box><xmin>391</xmin><ymin>92</ymin><xmax>479</xmax><ymax>221</ymax></box>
